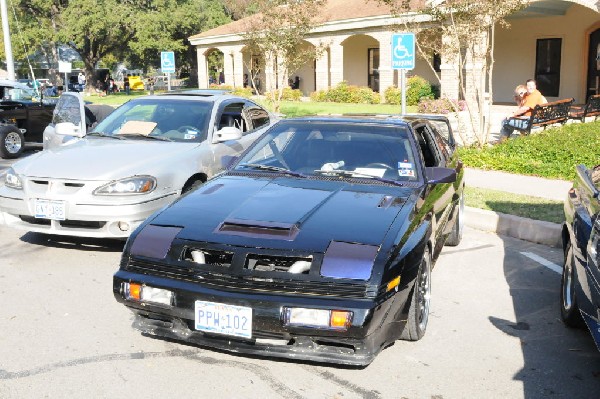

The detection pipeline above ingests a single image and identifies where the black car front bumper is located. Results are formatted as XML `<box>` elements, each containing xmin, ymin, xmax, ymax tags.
<box><xmin>113</xmin><ymin>271</ymin><xmax>410</xmax><ymax>366</ymax></box>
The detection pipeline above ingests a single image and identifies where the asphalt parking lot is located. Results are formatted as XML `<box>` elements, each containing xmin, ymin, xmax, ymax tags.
<box><xmin>1</xmin><ymin>223</ymin><xmax>600</xmax><ymax>398</ymax></box>
<box><xmin>2</xmin><ymin>150</ymin><xmax>600</xmax><ymax>398</ymax></box>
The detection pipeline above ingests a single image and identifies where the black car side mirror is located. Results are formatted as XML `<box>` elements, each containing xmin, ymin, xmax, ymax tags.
<box><xmin>425</xmin><ymin>167</ymin><xmax>456</xmax><ymax>184</ymax></box>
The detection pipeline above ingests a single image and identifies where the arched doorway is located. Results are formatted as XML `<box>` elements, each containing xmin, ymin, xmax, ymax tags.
<box><xmin>205</xmin><ymin>48</ymin><xmax>224</xmax><ymax>86</ymax></box>
<box><xmin>341</xmin><ymin>34</ymin><xmax>379</xmax><ymax>91</ymax></box>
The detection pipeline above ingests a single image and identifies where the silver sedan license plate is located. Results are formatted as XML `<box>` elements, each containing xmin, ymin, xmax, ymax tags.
<box><xmin>34</xmin><ymin>199</ymin><xmax>66</xmax><ymax>220</ymax></box>
<box><xmin>195</xmin><ymin>300</ymin><xmax>252</xmax><ymax>339</ymax></box>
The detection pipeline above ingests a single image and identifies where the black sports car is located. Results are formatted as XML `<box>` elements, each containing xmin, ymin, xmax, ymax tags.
<box><xmin>561</xmin><ymin>164</ymin><xmax>600</xmax><ymax>349</ymax></box>
<box><xmin>113</xmin><ymin>115</ymin><xmax>465</xmax><ymax>366</ymax></box>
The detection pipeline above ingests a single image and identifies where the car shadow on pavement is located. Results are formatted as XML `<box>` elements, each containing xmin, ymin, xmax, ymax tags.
<box><xmin>493</xmin><ymin>235</ymin><xmax>600</xmax><ymax>398</ymax></box>
<box><xmin>19</xmin><ymin>232</ymin><xmax>125</xmax><ymax>253</ymax></box>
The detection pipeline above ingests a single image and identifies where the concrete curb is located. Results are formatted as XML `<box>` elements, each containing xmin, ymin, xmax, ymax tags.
<box><xmin>465</xmin><ymin>206</ymin><xmax>562</xmax><ymax>248</ymax></box>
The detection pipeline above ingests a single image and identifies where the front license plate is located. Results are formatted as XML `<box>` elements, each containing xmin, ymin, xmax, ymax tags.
<box><xmin>195</xmin><ymin>300</ymin><xmax>252</xmax><ymax>339</ymax></box>
<box><xmin>34</xmin><ymin>199</ymin><xmax>66</xmax><ymax>220</ymax></box>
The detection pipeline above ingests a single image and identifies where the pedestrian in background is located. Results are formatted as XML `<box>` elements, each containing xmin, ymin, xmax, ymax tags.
<box><xmin>498</xmin><ymin>79</ymin><xmax>547</xmax><ymax>141</ymax></box>
<box><xmin>78</xmin><ymin>72</ymin><xmax>86</xmax><ymax>92</ymax></box>
<box><xmin>124</xmin><ymin>74</ymin><xmax>131</xmax><ymax>95</ymax></box>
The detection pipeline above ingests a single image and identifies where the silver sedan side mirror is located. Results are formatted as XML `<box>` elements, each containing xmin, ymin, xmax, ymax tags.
<box><xmin>215</xmin><ymin>126</ymin><xmax>242</xmax><ymax>142</ymax></box>
<box><xmin>55</xmin><ymin>122</ymin><xmax>85</xmax><ymax>138</ymax></box>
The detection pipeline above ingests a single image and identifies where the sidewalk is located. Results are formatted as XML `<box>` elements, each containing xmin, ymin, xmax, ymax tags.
<box><xmin>463</xmin><ymin>167</ymin><xmax>570</xmax><ymax>247</ymax></box>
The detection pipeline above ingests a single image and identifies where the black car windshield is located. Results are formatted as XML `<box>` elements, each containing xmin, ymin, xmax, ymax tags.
<box><xmin>236</xmin><ymin>121</ymin><xmax>419</xmax><ymax>182</ymax></box>
<box><xmin>91</xmin><ymin>98</ymin><xmax>212</xmax><ymax>143</ymax></box>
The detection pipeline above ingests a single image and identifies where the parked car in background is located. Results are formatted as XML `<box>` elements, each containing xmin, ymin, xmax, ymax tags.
<box><xmin>113</xmin><ymin>114</ymin><xmax>464</xmax><ymax>366</ymax></box>
<box><xmin>0</xmin><ymin>92</ymin><xmax>275</xmax><ymax>238</ymax></box>
<box><xmin>561</xmin><ymin>163</ymin><xmax>600</xmax><ymax>350</ymax></box>
<box><xmin>0</xmin><ymin>80</ymin><xmax>56</xmax><ymax>159</ymax></box>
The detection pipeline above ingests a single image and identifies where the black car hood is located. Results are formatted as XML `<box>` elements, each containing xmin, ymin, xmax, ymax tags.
<box><xmin>148</xmin><ymin>174</ymin><xmax>414</xmax><ymax>252</ymax></box>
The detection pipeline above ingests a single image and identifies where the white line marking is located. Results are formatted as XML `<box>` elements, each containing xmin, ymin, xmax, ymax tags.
<box><xmin>520</xmin><ymin>252</ymin><xmax>562</xmax><ymax>274</ymax></box>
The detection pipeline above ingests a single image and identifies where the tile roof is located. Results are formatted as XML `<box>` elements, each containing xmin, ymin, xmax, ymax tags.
<box><xmin>189</xmin><ymin>0</ymin><xmax>424</xmax><ymax>40</ymax></box>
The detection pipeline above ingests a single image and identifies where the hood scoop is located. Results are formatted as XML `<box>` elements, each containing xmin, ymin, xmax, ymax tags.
<box><xmin>215</xmin><ymin>218</ymin><xmax>299</xmax><ymax>241</ymax></box>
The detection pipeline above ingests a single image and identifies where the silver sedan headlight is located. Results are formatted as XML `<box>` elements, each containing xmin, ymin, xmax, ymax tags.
<box><xmin>4</xmin><ymin>168</ymin><xmax>22</xmax><ymax>189</ymax></box>
<box><xmin>93</xmin><ymin>176</ymin><xmax>156</xmax><ymax>195</ymax></box>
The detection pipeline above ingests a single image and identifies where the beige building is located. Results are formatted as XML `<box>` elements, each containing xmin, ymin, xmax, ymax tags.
<box><xmin>189</xmin><ymin>0</ymin><xmax>600</xmax><ymax>105</ymax></box>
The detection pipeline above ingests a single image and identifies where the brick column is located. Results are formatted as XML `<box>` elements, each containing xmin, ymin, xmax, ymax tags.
<box><xmin>374</xmin><ymin>31</ymin><xmax>393</xmax><ymax>100</ymax></box>
<box><xmin>223</xmin><ymin>49</ymin><xmax>235</xmax><ymax>86</ymax></box>
<box><xmin>232</xmin><ymin>47</ymin><xmax>244</xmax><ymax>88</ymax></box>
<box><xmin>196</xmin><ymin>48</ymin><xmax>208</xmax><ymax>89</ymax></box>
<box><xmin>264</xmin><ymin>55</ymin><xmax>275</xmax><ymax>94</ymax></box>
<box><xmin>329</xmin><ymin>40</ymin><xmax>344</xmax><ymax>86</ymax></box>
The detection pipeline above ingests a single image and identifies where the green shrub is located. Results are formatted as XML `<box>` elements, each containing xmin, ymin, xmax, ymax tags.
<box><xmin>383</xmin><ymin>76</ymin><xmax>434</xmax><ymax>105</ymax></box>
<box><xmin>311</xmin><ymin>81</ymin><xmax>380</xmax><ymax>104</ymax></box>
<box><xmin>265</xmin><ymin>87</ymin><xmax>303</xmax><ymax>102</ymax></box>
<box><xmin>407</xmin><ymin>76</ymin><xmax>434</xmax><ymax>105</ymax></box>
<box><xmin>457</xmin><ymin>121</ymin><xmax>600</xmax><ymax>180</ymax></box>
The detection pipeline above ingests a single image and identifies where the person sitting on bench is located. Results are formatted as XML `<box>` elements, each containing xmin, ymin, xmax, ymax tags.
<box><xmin>498</xmin><ymin>79</ymin><xmax>547</xmax><ymax>141</ymax></box>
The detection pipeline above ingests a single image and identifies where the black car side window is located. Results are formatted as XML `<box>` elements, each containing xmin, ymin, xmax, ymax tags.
<box><xmin>415</xmin><ymin>125</ymin><xmax>441</xmax><ymax>167</ymax></box>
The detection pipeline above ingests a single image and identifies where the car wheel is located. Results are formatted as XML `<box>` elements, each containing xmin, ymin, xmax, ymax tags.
<box><xmin>560</xmin><ymin>243</ymin><xmax>585</xmax><ymax>328</ymax></box>
<box><xmin>401</xmin><ymin>246</ymin><xmax>432</xmax><ymax>341</ymax></box>
<box><xmin>0</xmin><ymin>126</ymin><xmax>25</xmax><ymax>159</ymax></box>
<box><xmin>445</xmin><ymin>194</ymin><xmax>464</xmax><ymax>247</ymax></box>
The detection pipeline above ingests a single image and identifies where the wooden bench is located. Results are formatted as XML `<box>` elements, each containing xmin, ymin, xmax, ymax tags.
<box><xmin>508</xmin><ymin>98</ymin><xmax>574</xmax><ymax>135</ymax></box>
<box><xmin>569</xmin><ymin>94</ymin><xmax>600</xmax><ymax>122</ymax></box>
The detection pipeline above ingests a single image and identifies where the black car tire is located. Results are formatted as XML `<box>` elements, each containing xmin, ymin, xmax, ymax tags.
<box><xmin>401</xmin><ymin>246</ymin><xmax>431</xmax><ymax>341</ymax></box>
<box><xmin>0</xmin><ymin>125</ymin><xmax>25</xmax><ymax>159</ymax></box>
<box><xmin>445</xmin><ymin>194</ymin><xmax>464</xmax><ymax>247</ymax></box>
<box><xmin>560</xmin><ymin>243</ymin><xmax>585</xmax><ymax>328</ymax></box>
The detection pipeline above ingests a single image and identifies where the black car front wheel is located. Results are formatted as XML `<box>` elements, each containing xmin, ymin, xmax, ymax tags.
<box><xmin>0</xmin><ymin>125</ymin><xmax>25</xmax><ymax>159</ymax></box>
<box><xmin>560</xmin><ymin>243</ymin><xmax>585</xmax><ymax>328</ymax></box>
<box><xmin>401</xmin><ymin>246</ymin><xmax>432</xmax><ymax>341</ymax></box>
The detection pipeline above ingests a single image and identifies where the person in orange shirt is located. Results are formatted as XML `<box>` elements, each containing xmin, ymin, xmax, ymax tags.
<box><xmin>498</xmin><ymin>79</ymin><xmax>547</xmax><ymax>140</ymax></box>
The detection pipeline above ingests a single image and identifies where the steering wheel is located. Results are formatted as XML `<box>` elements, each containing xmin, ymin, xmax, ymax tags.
<box><xmin>365</xmin><ymin>163</ymin><xmax>395</xmax><ymax>170</ymax></box>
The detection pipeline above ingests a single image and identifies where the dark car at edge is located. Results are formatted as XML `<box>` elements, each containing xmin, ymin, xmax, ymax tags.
<box><xmin>113</xmin><ymin>115</ymin><xmax>465</xmax><ymax>366</ymax></box>
<box><xmin>561</xmin><ymin>163</ymin><xmax>600</xmax><ymax>349</ymax></box>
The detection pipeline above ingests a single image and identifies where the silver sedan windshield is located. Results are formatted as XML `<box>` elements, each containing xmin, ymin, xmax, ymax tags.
<box><xmin>91</xmin><ymin>98</ymin><xmax>213</xmax><ymax>142</ymax></box>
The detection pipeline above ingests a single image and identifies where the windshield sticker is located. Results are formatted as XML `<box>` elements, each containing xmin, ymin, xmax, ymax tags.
<box><xmin>184</xmin><ymin>133</ymin><xmax>197</xmax><ymax>140</ymax></box>
<box><xmin>398</xmin><ymin>162</ymin><xmax>415</xmax><ymax>177</ymax></box>
<box><xmin>118</xmin><ymin>121</ymin><xmax>158</xmax><ymax>136</ymax></box>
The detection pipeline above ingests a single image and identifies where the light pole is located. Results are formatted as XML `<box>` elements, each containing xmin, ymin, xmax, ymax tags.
<box><xmin>0</xmin><ymin>0</ymin><xmax>14</xmax><ymax>80</ymax></box>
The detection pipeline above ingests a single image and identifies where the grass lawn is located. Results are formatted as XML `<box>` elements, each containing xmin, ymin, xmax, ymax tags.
<box><xmin>465</xmin><ymin>186</ymin><xmax>564</xmax><ymax>224</ymax></box>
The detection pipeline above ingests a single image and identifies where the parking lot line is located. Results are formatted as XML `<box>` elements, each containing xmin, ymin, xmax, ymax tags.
<box><xmin>520</xmin><ymin>251</ymin><xmax>562</xmax><ymax>274</ymax></box>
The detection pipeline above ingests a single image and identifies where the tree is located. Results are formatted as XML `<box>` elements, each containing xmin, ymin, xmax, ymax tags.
<box><xmin>3</xmin><ymin>0</ymin><xmax>230</xmax><ymax>90</ymax></box>
<box><xmin>242</xmin><ymin>0</ymin><xmax>325</xmax><ymax>112</ymax></box>
<box><xmin>379</xmin><ymin>0</ymin><xmax>527</xmax><ymax>146</ymax></box>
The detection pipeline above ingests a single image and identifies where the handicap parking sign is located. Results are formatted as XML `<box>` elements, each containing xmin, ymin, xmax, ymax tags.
<box><xmin>391</xmin><ymin>33</ymin><xmax>415</xmax><ymax>70</ymax></box>
<box><xmin>161</xmin><ymin>51</ymin><xmax>176</xmax><ymax>73</ymax></box>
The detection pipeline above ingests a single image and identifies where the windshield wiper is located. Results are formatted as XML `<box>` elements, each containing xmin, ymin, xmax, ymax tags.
<box><xmin>238</xmin><ymin>163</ymin><xmax>306</xmax><ymax>178</ymax></box>
<box><xmin>313</xmin><ymin>169</ymin><xmax>404</xmax><ymax>186</ymax></box>
<box><xmin>117</xmin><ymin>133</ymin><xmax>172</xmax><ymax>141</ymax></box>
<box><xmin>87</xmin><ymin>132</ymin><xmax>125</xmax><ymax>139</ymax></box>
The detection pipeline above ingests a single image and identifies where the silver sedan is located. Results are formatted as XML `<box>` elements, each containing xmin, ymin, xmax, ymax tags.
<box><xmin>0</xmin><ymin>92</ymin><xmax>275</xmax><ymax>238</ymax></box>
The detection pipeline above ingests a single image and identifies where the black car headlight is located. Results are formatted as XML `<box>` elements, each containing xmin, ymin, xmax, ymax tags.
<box><xmin>93</xmin><ymin>176</ymin><xmax>156</xmax><ymax>195</ymax></box>
<box><xmin>4</xmin><ymin>168</ymin><xmax>22</xmax><ymax>189</ymax></box>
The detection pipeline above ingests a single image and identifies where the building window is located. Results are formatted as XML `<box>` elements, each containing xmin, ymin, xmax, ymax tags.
<box><xmin>535</xmin><ymin>38</ymin><xmax>562</xmax><ymax>97</ymax></box>
<box><xmin>433</xmin><ymin>52</ymin><xmax>441</xmax><ymax>72</ymax></box>
<box><xmin>368</xmin><ymin>48</ymin><xmax>379</xmax><ymax>92</ymax></box>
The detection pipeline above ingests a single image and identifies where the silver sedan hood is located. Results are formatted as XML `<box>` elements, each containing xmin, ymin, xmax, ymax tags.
<box><xmin>14</xmin><ymin>138</ymin><xmax>198</xmax><ymax>180</ymax></box>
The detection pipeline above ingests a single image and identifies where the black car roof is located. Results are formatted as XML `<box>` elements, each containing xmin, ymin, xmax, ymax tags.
<box><xmin>278</xmin><ymin>114</ymin><xmax>423</xmax><ymax>127</ymax></box>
